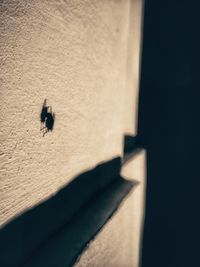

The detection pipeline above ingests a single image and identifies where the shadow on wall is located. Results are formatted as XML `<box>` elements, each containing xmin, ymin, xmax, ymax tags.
<box><xmin>40</xmin><ymin>99</ymin><xmax>55</xmax><ymax>137</ymax></box>
<box><xmin>0</xmin><ymin>135</ymin><xmax>141</xmax><ymax>267</ymax></box>
<box><xmin>0</xmin><ymin>157</ymin><xmax>121</xmax><ymax>267</ymax></box>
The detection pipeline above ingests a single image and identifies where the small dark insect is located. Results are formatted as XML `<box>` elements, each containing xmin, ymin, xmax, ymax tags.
<box><xmin>40</xmin><ymin>99</ymin><xmax>55</xmax><ymax>136</ymax></box>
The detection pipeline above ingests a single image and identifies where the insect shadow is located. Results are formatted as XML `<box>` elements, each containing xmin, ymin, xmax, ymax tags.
<box><xmin>40</xmin><ymin>99</ymin><xmax>55</xmax><ymax>136</ymax></box>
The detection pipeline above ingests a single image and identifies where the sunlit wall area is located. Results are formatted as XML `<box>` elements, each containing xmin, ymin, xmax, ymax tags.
<box><xmin>125</xmin><ymin>0</ymin><xmax>144</xmax><ymax>135</ymax></box>
<box><xmin>0</xmin><ymin>0</ymin><xmax>143</xmax><ymax>227</ymax></box>
<box><xmin>0</xmin><ymin>1</ymin><xmax>145</xmax><ymax>266</ymax></box>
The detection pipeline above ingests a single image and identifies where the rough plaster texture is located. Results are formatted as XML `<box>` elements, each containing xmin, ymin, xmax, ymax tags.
<box><xmin>0</xmin><ymin>0</ymin><xmax>143</xmax><ymax>226</ymax></box>
<box><xmin>75</xmin><ymin>150</ymin><xmax>146</xmax><ymax>267</ymax></box>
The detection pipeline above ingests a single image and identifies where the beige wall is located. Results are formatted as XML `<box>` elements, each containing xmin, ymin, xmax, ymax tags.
<box><xmin>125</xmin><ymin>0</ymin><xmax>143</xmax><ymax>135</ymax></box>
<box><xmin>0</xmin><ymin>0</ymin><xmax>143</xmax><ymax>226</ymax></box>
<box><xmin>75</xmin><ymin>150</ymin><xmax>146</xmax><ymax>267</ymax></box>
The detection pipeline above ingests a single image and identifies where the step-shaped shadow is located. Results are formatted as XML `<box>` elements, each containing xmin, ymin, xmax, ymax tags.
<box><xmin>24</xmin><ymin>177</ymin><xmax>136</xmax><ymax>267</ymax></box>
<box><xmin>0</xmin><ymin>157</ymin><xmax>128</xmax><ymax>267</ymax></box>
<box><xmin>0</xmin><ymin>135</ymin><xmax>142</xmax><ymax>267</ymax></box>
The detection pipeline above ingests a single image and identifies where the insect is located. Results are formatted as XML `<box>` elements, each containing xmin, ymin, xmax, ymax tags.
<box><xmin>40</xmin><ymin>99</ymin><xmax>55</xmax><ymax>136</ymax></box>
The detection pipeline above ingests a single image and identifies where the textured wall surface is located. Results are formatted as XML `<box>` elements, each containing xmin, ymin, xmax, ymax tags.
<box><xmin>0</xmin><ymin>0</ymin><xmax>143</xmax><ymax>226</ymax></box>
<box><xmin>124</xmin><ymin>0</ymin><xmax>143</xmax><ymax>135</ymax></box>
<box><xmin>74</xmin><ymin>150</ymin><xmax>146</xmax><ymax>267</ymax></box>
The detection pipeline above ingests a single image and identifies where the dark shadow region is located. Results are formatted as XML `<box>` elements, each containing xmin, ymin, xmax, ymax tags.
<box><xmin>24</xmin><ymin>177</ymin><xmax>136</xmax><ymax>267</ymax></box>
<box><xmin>123</xmin><ymin>135</ymin><xmax>142</xmax><ymax>165</ymax></box>
<box><xmin>0</xmin><ymin>157</ymin><xmax>122</xmax><ymax>267</ymax></box>
<box><xmin>40</xmin><ymin>99</ymin><xmax>55</xmax><ymax>136</ymax></box>
<box><xmin>0</xmin><ymin>136</ymin><xmax>143</xmax><ymax>267</ymax></box>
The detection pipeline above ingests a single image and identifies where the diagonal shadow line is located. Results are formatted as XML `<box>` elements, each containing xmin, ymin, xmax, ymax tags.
<box><xmin>0</xmin><ymin>135</ymin><xmax>142</xmax><ymax>267</ymax></box>
<box><xmin>23</xmin><ymin>177</ymin><xmax>136</xmax><ymax>267</ymax></box>
<box><xmin>0</xmin><ymin>157</ymin><xmax>121</xmax><ymax>267</ymax></box>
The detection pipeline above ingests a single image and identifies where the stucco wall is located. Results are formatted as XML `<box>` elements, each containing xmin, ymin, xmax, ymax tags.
<box><xmin>0</xmin><ymin>0</ymin><xmax>143</xmax><ymax>226</ymax></box>
<box><xmin>74</xmin><ymin>150</ymin><xmax>146</xmax><ymax>267</ymax></box>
